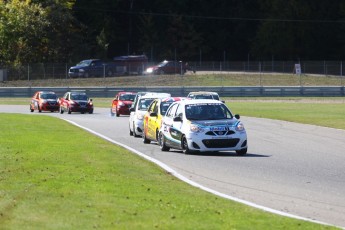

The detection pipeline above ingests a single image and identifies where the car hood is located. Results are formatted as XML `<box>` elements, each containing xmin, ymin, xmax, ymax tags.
<box><xmin>44</xmin><ymin>99</ymin><xmax>58</xmax><ymax>102</ymax></box>
<box><xmin>121</xmin><ymin>100</ymin><xmax>133</xmax><ymax>105</ymax></box>
<box><xmin>74</xmin><ymin>100</ymin><xmax>89</xmax><ymax>104</ymax></box>
<box><xmin>192</xmin><ymin>119</ymin><xmax>239</xmax><ymax>127</ymax></box>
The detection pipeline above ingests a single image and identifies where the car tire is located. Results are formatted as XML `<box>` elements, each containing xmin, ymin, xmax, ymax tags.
<box><xmin>116</xmin><ymin>111</ymin><xmax>120</xmax><ymax>117</ymax></box>
<box><xmin>133</xmin><ymin>123</ymin><xmax>139</xmax><ymax>137</ymax></box>
<box><xmin>89</xmin><ymin>109</ymin><xmax>93</xmax><ymax>114</ymax></box>
<box><xmin>38</xmin><ymin>105</ymin><xmax>42</xmax><ymax>113</ymax></box>
<box><xmin>68</xmin><ymin>107</ymin><xmax>71</xmax><ymax>114</ymax></box>
<box><xmin>159</xmin><ymin>133</ymin><xmax>170</xmax><ymax>152</ymax></box>
<box><xmin>143</xmin><ymin>132</ymin><xmax>150</xmax><ymax>144</ymax></box>
<box><xmin>182</xmin><ymin>135</ymin><xmax>192</xmax><ymax>155</ymax></box>
<box><xmin>30</xmin><ymin>105</ymin><xmax>34</xmax><ymax>112</ymax></box>
<box><xmin>60</xmin><ymin>106</ymin><xmax>64</xmax><ymax>114</ymax></box>
<box><xmin>236</xmin><ymin>148</ymin><xmax>247</xmax><ymax>156</ymax></box>
<box><xmin>129</xmin><ymin>125</ymin><xmax>133</xmax><ymax>136</ymax></box>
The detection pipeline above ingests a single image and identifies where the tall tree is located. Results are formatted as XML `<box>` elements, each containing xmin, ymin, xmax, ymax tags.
<box><xmin>0</xmin><ymin>0</ymin><xmax>48</xmax><ymax>65</ymax></box>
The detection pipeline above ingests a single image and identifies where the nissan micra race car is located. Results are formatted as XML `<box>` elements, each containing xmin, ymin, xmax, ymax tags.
<box><xmin>143</xmin><ymin>97</ymin><xmax>184</xmax><ymax>143</ymax></box>
<box><xmin>158</xmin><ymin>99</ymin><xmax>248</xmax><ymax>155</ymax></box>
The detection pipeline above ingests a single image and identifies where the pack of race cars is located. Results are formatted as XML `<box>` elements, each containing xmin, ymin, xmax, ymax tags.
<box><xmin>30</xmin><ymin>90</ymin><xmax>248</xmax><ymax>155</ymax></box>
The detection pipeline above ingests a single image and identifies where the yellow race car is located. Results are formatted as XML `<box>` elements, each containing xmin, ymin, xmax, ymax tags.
<box><xmin>143</xmin><ymin>97</ymin><xmax>185</xmax><ymax>143</ymax></box>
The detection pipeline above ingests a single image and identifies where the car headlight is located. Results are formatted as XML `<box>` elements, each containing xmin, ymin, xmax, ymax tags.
<box><xmin>146</xmin><ymin>68</ymin><xmax>153</xmax><ymax>73</ymax></box>
<box><xmin>190</xmin><ymin>123</ymin><xmax>204</xmax><ymax>133</ymax></box>
<box><xmin>236</xmin><ymin>122</ymin><xmax>245</xmax><ymax>131</ymax></box>
<box><xmin>79</xmin><ymin>69</ymin><xmax>85</xmax><ymax>72</ymax></box>
<box><xmin>118</xmin><ymin>102</ymin><xmax>125</xmax><ymax>107</ymax></box>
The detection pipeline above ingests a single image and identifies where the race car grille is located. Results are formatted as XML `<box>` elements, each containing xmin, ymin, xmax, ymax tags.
<box><xmin>48</xmin><ymin>102</ymin><xmax>57</xmax><ymax>105</ymax></box>
<box><xmin>205</xmin><ymin>130</ymin><xmax>235</xmax><ymax>136</ymax></box>
<box><xmin>202</xmin><ymin>138</ymin><xmax>240</xmax><ymax>148</ymax></box>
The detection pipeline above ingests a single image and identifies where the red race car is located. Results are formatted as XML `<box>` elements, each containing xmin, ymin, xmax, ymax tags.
<box><xmin>59</xmin><ymin>91</ymin><xmax>94</xmax><ymax>114</ymax></box>
<box><xmin>111</xmin><ymin>91</ymin><xmax>136</xmax><ymax>117</ymax></box>
<box><xmin>30</xmin><ymin>91</ymin><xmax>60</xmax><ymax>113</ymax></box>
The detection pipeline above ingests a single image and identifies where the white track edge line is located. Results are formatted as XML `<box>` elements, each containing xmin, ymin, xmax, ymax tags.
<box><xmin>63</xmin><ymin>118</ymin><xmax>341</xmax><ymax>229</ymax></box>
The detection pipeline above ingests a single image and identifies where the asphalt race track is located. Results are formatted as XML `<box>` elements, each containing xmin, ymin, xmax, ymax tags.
<box><xmin>1</xmin><ymin>105</ymin><xmax>345</xmax><ymax>228</ymax></box>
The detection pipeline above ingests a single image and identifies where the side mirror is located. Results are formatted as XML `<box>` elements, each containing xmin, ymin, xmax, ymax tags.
<box><xmin>221</xmin><ymin>100</ymin><xmax>225</xmax><ymax>103</ymax></box>
<box><xmin>173</xmin><ymin>116</ymin><xmax>182</xmax><ymax>122</ymax></box>
<box><xmin>90</xmin><ymin>99</ymin><xmax>93</xmax><ymax>102</ymax></box>
<box><xmin>235</xmin><ymin>114</ymin><xmax>240</xmax><ymax>119</ymax></box>
<box><xmin>150</xmin><ymin>112</ymin><xmax>157</xmax><ymax>117</ymax></box>
<box><xmin>130</xmin><ymin>107</ymin><xmax>135</xmax><ymax>112</ymax></box>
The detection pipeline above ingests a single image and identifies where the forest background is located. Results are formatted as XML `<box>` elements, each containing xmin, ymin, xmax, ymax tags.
<box><xmin>1</xmin><ymin>0</ymin><xmax>345</xmax><ymax>67</ymax></box>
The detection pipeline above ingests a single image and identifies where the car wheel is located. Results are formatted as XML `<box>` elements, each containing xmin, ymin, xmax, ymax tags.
<box><xmin>68</xmin><ymin>107</ymin><xmax>71</xmax><ymax>114</ymax></box>
<box><xmin>60</xmin><ymin>106</ymin><xmax>64</xmax><ymax>114</ymax></box>
<box><xmin>81</xmin><ymin>111</ymin><xmax>85</xmax><ymax>114</ymax></box>
<box><xmin>84</xmin><ymin>72</ymin><xmax>89</xmax><ymax>78</ymax></box>
<box><xmin>116</xmin><ymin>110</ymin><xmax>120</xmax><ymax>117</ymax></box>
<box><xmin>159</xmin><ymin>70</ymin><xmax>165</xmax><ymax>75</ymax></box>
<box><xmin>89</xmin><ymin>109</ymin><xmax>93</xmax><ymax>114</ymax></box>
<box><xmin>159</xmin><ymin>133</ymin><xmax>170</xmax><ymax>152</ymax></box>
<box><xmin>38</xmin><ymin>105</ymin><xmax>42</xmax><ymax>113</ymax></box>
<box><xmin>133</xmin><ymin>123</ymin><xmax>139</xmax><ymax>137</ymax></box>
<box><xmin>182</xmin><ymin>135</ymin><xmax>192</xmax><ymax>154</ymax></box>
<box><xmin>30</xmin><ymin>105</ymin><xmax>34</xmax><ymax>112</ymax></box>
<box><xmin>236</xmin><ymin>148</ymin><xmax>247</xmax><ymax>156</ymax></box>
<box><xmin>143</xmin><ymin>132</ymin><xmax>150</xmax><ymax>144</ymax></box>
<box><xmin>129</xmin><ymin>125</ymin><xmax>133</xmax><ymax>136</ymax></box>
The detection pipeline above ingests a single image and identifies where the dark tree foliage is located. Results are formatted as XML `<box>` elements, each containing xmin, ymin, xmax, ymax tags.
<box><xmin>2</xmin><ymin>0</ymin><xmax>345</xmax><ymax>64</ymax></box>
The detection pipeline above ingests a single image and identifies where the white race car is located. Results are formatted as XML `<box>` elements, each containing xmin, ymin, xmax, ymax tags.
<box><xmin>129</xmin><ymin>92</ymin><xmax>170</xmax><ymax>137</ymax></box>
<box><xmin>158</xmin><ymin>99</ymin><xmax>247</xmax><ymax>155</ymax></box>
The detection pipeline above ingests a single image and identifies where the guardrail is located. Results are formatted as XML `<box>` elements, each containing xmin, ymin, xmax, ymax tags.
<box><xmin>0</xmin><ymin>86</ymin><xmax>344</xmax><ymax>98</ymax></box>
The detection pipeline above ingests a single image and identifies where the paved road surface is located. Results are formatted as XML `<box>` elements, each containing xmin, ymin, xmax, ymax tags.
<box><xmin>1</xmin><ymin>105</ymin><xmax>345</xmax><ymax>228</ymax></box>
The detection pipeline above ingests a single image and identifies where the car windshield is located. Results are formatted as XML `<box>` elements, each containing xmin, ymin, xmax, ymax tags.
<box><xmin>41</xmin><ymin>93</ymin><xmax>57</xmax><ymax>100</ymax></box>
<box><xmin>185</xmin><ymin>103</ymin><xmax>232</xmax><ymax>120</ymax></box>
<box><xmin>71</xmin><ymin>94</ymin><xmax>88</xmax><ymax>100</ymax></box>
<box><xmin>119</xmin><ymin>94</ymin><xmax>135</xmax><ymax>101</ymax></box>
<box><xmin>138</xmin><ymin>98</ymin><xmax>154</xmax><ymax>111</ymax></box>
<box><xmin>194</xmin><ymin>95</ymin><xmax>213</xmax><ymax>99</ymax></box>
<box><xmin>160</xmin><ymin>101</ymin><xmax>175</xmax><ymax>115</ymax></box>
<box><xmin>76</xmin><ymin>60</ymin><xmax>92</xmax><ymax>67</ymax></box>
<box><xmin>157</xmin><ymin>61</ymin><xmax>168</xmax><ymax>67</ymax></box>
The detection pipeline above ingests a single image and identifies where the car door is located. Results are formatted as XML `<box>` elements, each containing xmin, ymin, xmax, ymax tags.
<box><xmin>32</xmin><ymin>92</ymin><xmax>39</xmax><ymax>109</ymax></box>
<box><xmin>169</xmin><ymin>103</ymin><xmax>184</xmax><ymax>148</ymax></box>
<box><xmin>145</xmin><ymin>100</ymin><xmax>158</xmax><ymax>140</ymax></box>
<box><xmin>163</xmin><ymin>103</ymin><xmax>182</xmax><ymax>149</ymax></box>
<box><xmin>112</xmin><ymin>94</ymin><xmax>119</xmax><ymax>113</ymax></box>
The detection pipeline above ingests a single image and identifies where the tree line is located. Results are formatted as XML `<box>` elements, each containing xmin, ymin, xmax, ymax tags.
<box><xmin>1</xmin><ymin>0</ymin><xmax>345</xmax><ymax>67</ymax></box>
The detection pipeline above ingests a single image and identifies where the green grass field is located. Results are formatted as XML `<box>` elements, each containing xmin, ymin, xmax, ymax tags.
<box><xmin>0</xmin><ymin>114</ymin><xmax>337</xmax><ymax>229</ymax></box>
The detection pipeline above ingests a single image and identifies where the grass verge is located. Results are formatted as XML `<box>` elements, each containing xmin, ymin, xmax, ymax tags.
<box><xmin>0</xmin><ymin>114</ymin><xmax>336</xmax><ymax>229</ymax></box>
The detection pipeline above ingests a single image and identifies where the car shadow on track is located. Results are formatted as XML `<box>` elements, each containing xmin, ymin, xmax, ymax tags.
<box><xmin>166</xmin><ymin>149</ymin><xmax>270</xmax><ymax>158</ymax></box>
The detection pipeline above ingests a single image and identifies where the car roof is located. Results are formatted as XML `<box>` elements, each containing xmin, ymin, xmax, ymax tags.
<box><xmin>179</xmin><ymin>99</ymin><xmax>223</xmax><ymax>105</ymax></box>
<box><xmin>70</xmin><ymin>92</ymin><xmax>87</xmax><ymax>95</ymax></box>
<box><xmin>38</xmin><ymin>91</ymin><xmax>56</xmax><ymax>94</ymax></box>
<box><xmin>187</xmin><ymin>91</ymin><xmax>219</xmax><ymax>96</ymax></box>
<box><xmin>160</xmin><ymin>97</ymin><xmax>185</xmax><ymax>102</ymax></box>
<box><xmin>118</xmin><ymin>91</ymin><xmax>136</xmax><ymax>95</ymax></box>
<box><xmin>140</xmin><ymin>93</ymin><xmax>171</xmax><ymax>99</ymax></box>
